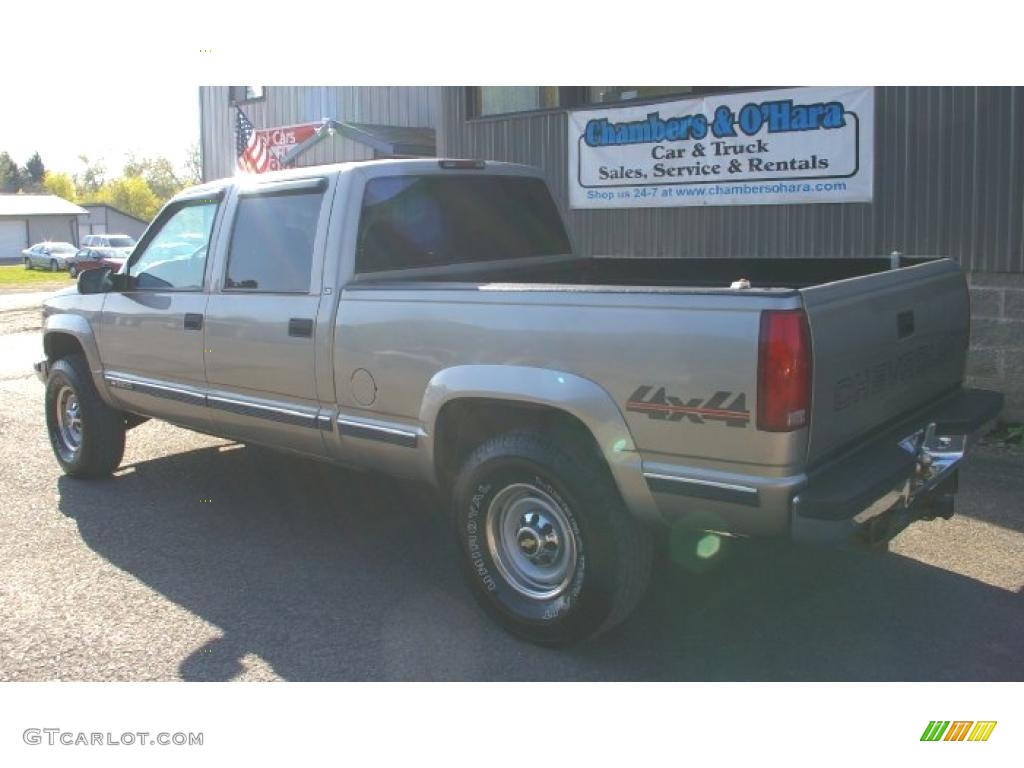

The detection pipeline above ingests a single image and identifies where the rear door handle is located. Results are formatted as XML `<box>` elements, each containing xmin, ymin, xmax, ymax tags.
<box><xmin>184</xmin><ymin>313</ymin><xmax>203</xmax><ymax>331</ymax></box>
<box><xmin>288</xmin><ymin>317</ymin><xmax>313</xmax><ymax>338</ymax></box>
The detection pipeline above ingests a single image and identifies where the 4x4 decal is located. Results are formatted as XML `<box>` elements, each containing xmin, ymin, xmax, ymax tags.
<box><xmin>626</xmin><ymin>386</ymin><xmax>750</xmax><ymax>428</ymax></box>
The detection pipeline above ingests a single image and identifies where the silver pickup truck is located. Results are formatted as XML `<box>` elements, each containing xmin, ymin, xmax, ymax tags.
<box><xmin>36</xmin><ymin>159</ymin><xmax>1002</xmax><ymax>645</ymax></box>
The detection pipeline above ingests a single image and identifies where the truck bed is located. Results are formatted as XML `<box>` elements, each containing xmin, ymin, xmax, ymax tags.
<box><xmin>357</xmin><ymin>255</ymin><xmax>938</xmax><ymax>291</ymax></box>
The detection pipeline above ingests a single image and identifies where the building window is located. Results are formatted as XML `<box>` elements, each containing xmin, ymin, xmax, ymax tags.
<box><xmin>471</xmin><ymin>87</ymin><xmax>561</xmax><ymax>117</ymax></box>
<box><xmin>229</xmin><ymin>86</ymin><xmax>265</xmax><ymax>103</ymax></box>
<box><xmin>469</xmin><ymin>86</ymin><xmax>753</xmax><ymax>118</ymax></box>
<box><xmin>585</xmin><ymin>86</ymin><xmax>696</xmax><ymax>104</ymax></box>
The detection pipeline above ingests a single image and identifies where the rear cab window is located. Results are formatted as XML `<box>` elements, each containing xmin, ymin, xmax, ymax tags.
<box><xmin>355</xmin><ymin>174</ymin><xmax>571</xmax><ymax>274</ymax></box>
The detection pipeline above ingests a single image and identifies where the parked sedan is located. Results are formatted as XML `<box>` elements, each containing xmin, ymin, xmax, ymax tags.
<box><xmin>22</xmin><ymin>242</ymin><xmax>78</xmax><ymax>271</ymax></box>
<box><xmin>68</xmin><ymin>247</ymin><xmax>127</xmax><ymax>278</ymax></box>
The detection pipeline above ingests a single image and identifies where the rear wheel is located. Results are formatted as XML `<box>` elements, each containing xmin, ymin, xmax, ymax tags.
<box><xmin>49</xmin><ymin>259</ymin><xmax>58</xmax><ymax>272</ymax></box>
<box><xmin>45</xmin><ymin>354</ymin><xmax>126</xmax><ymax>478</ymax></box>
<box><xmin>68</xmin><ymin>264</ymin><xmax>78</xmax><ymax>278</ymax></box>
<box><xmin>452</xmin><ymin>429</ymin><xmax>652</xmax><ymax>646</ymax></box>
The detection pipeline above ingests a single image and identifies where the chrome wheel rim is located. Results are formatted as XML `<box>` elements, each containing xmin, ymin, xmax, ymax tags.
<box><xmin>485</xmin><ymin>482</ymin><xmax>579</xmax><ymax>600</ymax></box>
<box><xmin>55</xmin><ymin>385</ymin><xmax>82</xmax><ymax>460</ymax></box>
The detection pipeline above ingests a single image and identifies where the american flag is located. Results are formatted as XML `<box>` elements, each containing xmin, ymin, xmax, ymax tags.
<box><xmin>235</xmin><ymin>108</ymin><xmax>270</xmax><ymax>173</ymax></box>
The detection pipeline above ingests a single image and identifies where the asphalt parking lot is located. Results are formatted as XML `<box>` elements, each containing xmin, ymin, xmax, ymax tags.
<box><xmin>1</xmin><ymin>291</ymin><xmax>1022</xmax><ymax>681</ymax></box>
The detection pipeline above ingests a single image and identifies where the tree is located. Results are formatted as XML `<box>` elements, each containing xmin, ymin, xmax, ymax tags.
<box><xmin>25</xmin><ymin>152</ymin><xmax>45</xmax><ymax>188</ymax></box>
<box><xmin>124</xmin><ymin>154</ymin><xmax>184</xmax><ymax>201</ymax></box>
<box><xmin>0</xmin><ymin>152</ymin><xmax>23</xmax><ymax>193</ymax></box>
<box><xmin>88</xmin><ymin>176</ymin><xmax>160</xmax><ymax>221</ymax></box>
<box><xmin>74</xmin><ymin>155</ymin><xmax>106</xmax><ymax>196</ymax></box>
<box><xmin>43</xmin><ymin>171</ymin><xmax>77</xmax><ymax>202</ymax></box>
<box><xmin>183</xmin><ymin>144</ymin><xmax>202</xmax><ymax>185</ymax></box>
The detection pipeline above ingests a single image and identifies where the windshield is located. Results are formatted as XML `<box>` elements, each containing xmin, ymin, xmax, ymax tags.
<box><xmin>107</xmin><ymin>237</ymin><xmax>136</xmax><ymax>248</ymax></box>
<box><xmin>50</xmin><ymin>243</ymin><xmax>77</xmax><ymax>253</ymax></box>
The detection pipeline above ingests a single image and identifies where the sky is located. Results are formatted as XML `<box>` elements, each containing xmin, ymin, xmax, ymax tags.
<box><xmin>2</xmin><ymin>82</ymin><xmax>199</xmax><ymax>178</ymax></box>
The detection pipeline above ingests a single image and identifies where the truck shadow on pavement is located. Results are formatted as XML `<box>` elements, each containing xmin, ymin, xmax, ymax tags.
<box><xmin>56</xmin><ymin>443</ymin><xmax>1023</xmax><ymax>681</ymax></box>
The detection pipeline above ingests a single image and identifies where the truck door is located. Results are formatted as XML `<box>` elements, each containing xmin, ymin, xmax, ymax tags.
<box><xmin>97</xmin><ymin>195</ymin><xmax>221</xmax><ymax>432</ymax></box>
<box><xmin>202</xmin><ymin>177</ymin><xmax>331</xmax><ymax>457</ymax></box>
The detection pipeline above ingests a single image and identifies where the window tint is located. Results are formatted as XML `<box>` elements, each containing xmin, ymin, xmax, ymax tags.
<box><xmin>107</xmin><ymin>236</ymin><xmax>135</xmax><ymax>247</ymax></box>
<box><xmin>356</xmin><ymin>175</ymin><xmax>571</xmax><ymax>273</ymax></box>
<box><xmin>225</xmin><ymin>191</ymin><xmax>322</xmax><ymax>292</ymax></box>
<box><xmin>130</xmin><ymin>202</ymin><xmax>217</xmax><ymax>290</ymax></box>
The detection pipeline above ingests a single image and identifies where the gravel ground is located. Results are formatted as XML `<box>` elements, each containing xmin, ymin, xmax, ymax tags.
<box><xmin>1</xmin><ymin>300</ymin><xmax>1022</xmax><ymax>681</ymax></box>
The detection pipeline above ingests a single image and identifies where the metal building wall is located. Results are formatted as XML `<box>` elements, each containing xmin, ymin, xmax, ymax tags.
<box><xmin>200</xmin><ymin>86</ymin><xmax>440</xmax><ymax>181</ymax></box>
<box><xmin>438</xmin><ymin>86</ymin><xmax>1024</xmax><ymax>275</ymax></box>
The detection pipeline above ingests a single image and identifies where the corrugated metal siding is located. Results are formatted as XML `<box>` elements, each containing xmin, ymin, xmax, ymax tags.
<box><xmin>438</xmin><ymin>86</ymin><xmax>1024</xmax><ymax>273</ymax></box>
<box><xmin>200</xmin><ymin>86</ymin><xmax>440</xmax><ymax>181</ymax></box>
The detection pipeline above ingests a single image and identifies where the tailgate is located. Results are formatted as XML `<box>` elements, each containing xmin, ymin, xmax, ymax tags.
<box><xmin>801</xmin><ymin>259</ymin><xmax>969</xmax><ymax>465</ymax></box>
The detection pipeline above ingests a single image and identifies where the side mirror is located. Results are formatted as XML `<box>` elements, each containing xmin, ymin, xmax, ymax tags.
<box><xmin>77</xmin><ymin>266</ymin><xmax>114</xmax><ymax>294</ymax></box>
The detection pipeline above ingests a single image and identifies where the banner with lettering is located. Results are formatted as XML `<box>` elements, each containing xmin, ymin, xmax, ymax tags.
<box><xmin>568</xmin><ymin>86</ymin><xmax>873</xmax><ymax>209</ymax></box>
<box><xmin>255</xmin><ymin>122</ymin><xmax>321</xmax><ymax>171</ymax></box>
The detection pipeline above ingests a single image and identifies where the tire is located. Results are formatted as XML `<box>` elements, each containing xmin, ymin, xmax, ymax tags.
<box><xmin>452</xmin><ymin>429</ymin><xmax>653</xmax><ymax>646</ymax></box>
<box><xmin>24</xmin><ymin>257</ymin><xmax>31</xmax><ymax>270</ymax></box>
<box><xmin>49</xmin><ymin>259</ymin><xmax>58</xmax><ymax>272</ymax></box>
<box><xmin>45</xmin><ymin>354</ymin><xmax>126</xmax><ymax>478</ymax></box>
<box><xmin>69</xmin><ymin>265</ymin><xmax>78</xmax><ymax>278</ymax></box>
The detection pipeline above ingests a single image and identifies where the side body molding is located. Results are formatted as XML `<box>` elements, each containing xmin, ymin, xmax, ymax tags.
<box><xmin>42</xmin><ymin>313</ymin><xmax>115</xmax><ymax>407</ymax></box>
<box><xmin>419</xmin><ymin>365</ymin><xmax>659</xmax><ymax>523</ymax></box>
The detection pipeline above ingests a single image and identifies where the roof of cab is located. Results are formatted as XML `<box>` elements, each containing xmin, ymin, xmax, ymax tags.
<box><xmin>180</xmin><ymin>158</ymin><xmax>545</xmax><ymax>199</ymax></box>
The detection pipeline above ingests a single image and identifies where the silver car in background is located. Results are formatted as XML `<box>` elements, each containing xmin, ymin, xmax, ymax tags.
<box><xmin>82</xmin><ymin>233</ymin><xmax>136</xmax><ymax>259</ymax></box>
<box><xmin>22</xmin><ymin>242</ymin><xmax>78</xmax><ymax>271</ymax></box>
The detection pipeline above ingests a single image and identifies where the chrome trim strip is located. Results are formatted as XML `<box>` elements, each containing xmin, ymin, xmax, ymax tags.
<box><xmin>643</xmin><ymin>472</ymin><xmax>760</xmax><ymax>507</ymax></box>
<box><xmin>643</xmin><ymin>473</ymin><xmax>759</xmax><ymax>495</ymax></box>
<box><xmin>207</xmin><ymin>394</ymin><xmax>318</xmax><ymax>429</ymax></box>
<box><xmin>105</xmin><ymin>375</ymin><xmax>207</xmax><ymax>406</ymax></box>
<box><xmin>337</xmin><ymin>417</ymin><xmax>419</xmax><ymax>448</ymax></box>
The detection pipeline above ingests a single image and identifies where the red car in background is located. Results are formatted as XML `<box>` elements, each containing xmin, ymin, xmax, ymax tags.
<box><xmin>68</xmin><ymin>247</ymin><xmax>127</xmax><ymax>278</ymax></box>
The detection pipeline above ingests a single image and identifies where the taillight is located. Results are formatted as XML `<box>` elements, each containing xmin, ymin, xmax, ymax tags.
<box><xmin>757</xmin><ymin>309</ymin><xmax>812</xmax><ymax>432</ymax></box>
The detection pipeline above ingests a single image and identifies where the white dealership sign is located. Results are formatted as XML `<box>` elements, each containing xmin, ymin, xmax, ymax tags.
<box><xmin>568</xmin><ymin>86</ymin><xmax>873</xmax><ymax>209</ymax></box>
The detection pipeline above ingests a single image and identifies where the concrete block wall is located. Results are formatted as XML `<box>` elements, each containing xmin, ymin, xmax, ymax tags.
<box><xmin>967</xmin><ymin>272</ymin><xmax>1024</xmax><ymax>421</ymax></box>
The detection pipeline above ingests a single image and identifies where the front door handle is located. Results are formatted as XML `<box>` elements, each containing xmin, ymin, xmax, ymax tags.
<box><xmin>288</xmin><ymin>317</ymin><xmax>313</xmax><ymax>338</ymax></box>
<box><xmin>184</xmin><ymin>313</ymin><xmax>203</xmax><ymax>331</ymax></box>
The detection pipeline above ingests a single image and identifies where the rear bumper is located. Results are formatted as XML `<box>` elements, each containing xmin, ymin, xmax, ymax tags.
<box><xmin>33</xmin><ymin>359</ymin><xmax>48</xmax><ymax>383</ymax></box>
<box><xmin>791</xmin><ymin>387</ymin><xmax>1003</xmax><ymax>544</ymax></box>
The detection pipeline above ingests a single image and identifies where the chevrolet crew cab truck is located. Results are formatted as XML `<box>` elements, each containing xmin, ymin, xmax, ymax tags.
<box><xmin>36</xmin><ymin>159</ymin><xmax>1003</xmax><ymax>645</ymax></box>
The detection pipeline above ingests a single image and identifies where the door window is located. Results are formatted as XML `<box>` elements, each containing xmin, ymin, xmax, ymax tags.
<box><xmin>129</xmin><ymin>202</ymin><xmax>218</xmax><ymax>290</ymax></box>
<box><xmin>224</xmin><ymin>190</ymin><xmax>323</xmax><ymax>292</ymax></box>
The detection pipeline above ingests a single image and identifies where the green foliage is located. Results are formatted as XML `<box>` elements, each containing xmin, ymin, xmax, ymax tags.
<box><xmin>183</xmin><ymin>144</ymin><xmax>202</xmax><ymax>186</ymax></box>
<box><xmin>0</xmin><ymin>264</ymin><xmax>74</xmax><ymax>287</ymax></box>
<box><xmin>84</xmin><ymin>176</ymin><xmax>161</xmax><ymax>221</ymax></box>
<box><xmin>25</xmin><ymin>152</ymin><xmax>45</xmax><ymax>186</ymax></box>
<box><xmin>43</xmin><ymin>171</ymin><xmax>77</xmax><ymax>201</ymax></box>
<box><xmin>1005</xmin><ymin>424</ymin><xmax>1024</xmax><ymax>446</ymax></box>
<box><xmin>124</xmin><ymin>154</ymin><xmax>184</xmax><ymax>200</ymax></box>
<box><xmin>3</xmin><ymin>149</ymin><xmax>194</xmax><ymax>222</ymax></box>
<box><xmin>74</xmin><ymin>155</ymin><xmax>106</xmax><ymax>195</ymax></box>
<box><xmin>0</xmin><ymin>151</ymin><xmax>23</xmax><ymax>193</ymax></box>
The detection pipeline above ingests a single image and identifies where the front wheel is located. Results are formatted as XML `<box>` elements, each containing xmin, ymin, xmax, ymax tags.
<box><xmin>68</xmin><ymin>264</ymin><xmax>78</xmax><ymax>278</ymax></box>
<box><xmin>452</xmin><ymin>429</ymin><xmax>652</xmax><ymax>646</ymax></box>
<box><xmin>45</xmin><ymin>354</ymin><xmax>126</xmax><ymax>477</ymax></box>
<box><xmin>49</xmin><ymin>259</ymin><xmax>58</xmax><ymax>272</ymax></box>
<box><xmin>24</xmin><ymin>257</ymin><xmax>32</xmax><ymax>270</ymax></box>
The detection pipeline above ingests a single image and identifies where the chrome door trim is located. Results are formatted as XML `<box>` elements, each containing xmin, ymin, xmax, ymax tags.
<box><xmin>337</xmin><ymin>416</ymin><xmax>419</xmax><ymax>448</ymax></box>
<box><xmin>206</xmin><ymin>394</ymin><xmax>318</xmax><ymax>430</ymax></box>
<box><xmin>104</xmin><ymin>374</ymin><xmax>207</xmax><ymax>407</ymax></box>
